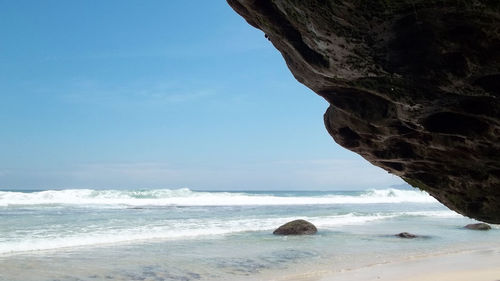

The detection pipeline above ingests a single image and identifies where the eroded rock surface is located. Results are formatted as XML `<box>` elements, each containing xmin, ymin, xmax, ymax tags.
<box><xmin>227</xmin><ymin>0</ymin><xmax>500</xmax><ymax>222</ymax></box>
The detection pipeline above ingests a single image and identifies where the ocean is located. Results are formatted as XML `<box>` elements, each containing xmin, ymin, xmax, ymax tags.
<box><xmin>0</xmin><ymin>188</ymin><xmax>498</xmax><ymax>281</ymax></box>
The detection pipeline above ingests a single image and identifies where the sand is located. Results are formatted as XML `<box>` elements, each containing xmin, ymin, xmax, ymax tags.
<box><xmin>272</xmin><ymin>247</ymin><xmax>500</xmax><ymax>281</ymax></box>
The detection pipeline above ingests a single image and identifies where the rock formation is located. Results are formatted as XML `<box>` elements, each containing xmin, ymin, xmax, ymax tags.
<box><xmin>273</xmin><ymin>219</ymin><xmax>318</xmax><ymax>235</ymax></box>
<box><xmin>465</xmin><ymin>222</ymin><xmax>492</xmax><ymax>230</ymax></box>
<box><xmin>227</xmin><ymin>0</ymin><xmax>500</xmax><ymax>223</ymax></box>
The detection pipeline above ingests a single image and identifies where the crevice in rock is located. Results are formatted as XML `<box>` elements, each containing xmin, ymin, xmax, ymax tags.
<box><xmin>422</xmin><ymin>112</ymin><xmax>490</xmax><ymax>136</ymax></box>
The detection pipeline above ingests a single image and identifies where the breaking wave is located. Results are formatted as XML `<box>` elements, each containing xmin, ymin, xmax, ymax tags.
<box><xmin>0</xmin><ymin>188</ymin><xmax>437</xmax><ymax>207</ymax></box>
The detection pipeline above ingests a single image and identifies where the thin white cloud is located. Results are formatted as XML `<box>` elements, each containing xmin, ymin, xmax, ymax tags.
<box><xmin>257</xmin><ymin>158</ymin><xmax>403</xmax><ymax>189</ymax></box>
<box><xmin>56</xmin><ymin>79</ymin><xmax>218</xmax><ymax>106</ymax></box>
<box><xmin>136</xmin><ymin>88</ymin><xmax>215</xmax><ymax>103</ymax></box>
<box><xmin>0</xmin><ymin>158</ymin><xmax>403</xmax><ymax>190</ymax></box>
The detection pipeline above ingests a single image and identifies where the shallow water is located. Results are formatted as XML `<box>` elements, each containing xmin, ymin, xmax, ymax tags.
<box><xmin>0</xmin><ymin>188</ymin><xmax>498</xmax><ymax>281</ymax></box>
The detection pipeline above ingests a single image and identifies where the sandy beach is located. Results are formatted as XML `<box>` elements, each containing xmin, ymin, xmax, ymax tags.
<box><xmin>274</xmin><ymin>247</ymin><xmax>500</xmax><ymax>281</ymax></box>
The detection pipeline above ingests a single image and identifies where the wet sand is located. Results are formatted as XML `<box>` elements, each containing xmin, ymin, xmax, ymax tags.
<box><xmin>274</xmin><ymin>247</ymin><xmax>500</xmax><ymax>281</ymax></box>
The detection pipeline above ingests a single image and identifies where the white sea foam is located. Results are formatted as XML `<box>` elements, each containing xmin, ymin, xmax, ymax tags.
<box><xmin>0</xmin><ymin>188</ymin><xmax>448</xmax><ymax>254</ymax></box>
<box><xmin>0</xmin><ymin>209</ymin><xmax>465</xmax><ymax>255</ymax></box>
<box><xmin>399</xmin><ymin>210</ymin><xmax>462</xmax><ymax>218</ymax></box>
<box><xmin>0</xmin><ymin>188</ymin><xmax>437</xmax><ymax>207</ymax></box>
<box><xmin>0</xmin><ymin>213</ymin><xmax>398</xmax><ymax>254</ymax></box>
<box><xmin>0</xmin><ymin>210</ymin><xmax>472</xmax><ymax>255</ymax></box>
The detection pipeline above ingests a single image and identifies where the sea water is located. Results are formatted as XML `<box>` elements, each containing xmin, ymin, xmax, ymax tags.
<box><xmin>0</xmin><ymin>188</ymin><xmax>498</xmax><ymax>281</ymax></box>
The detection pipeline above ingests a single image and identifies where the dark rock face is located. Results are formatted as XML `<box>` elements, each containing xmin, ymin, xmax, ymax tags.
<box><xmin>273</xmin><ymin>219</ymin><xmax>318</xmax><ymax>235</ymax></box>
<box><xmin>227</xmin><ymin>0</ymin><xmax>500</xmax><ymax>223</ymax></box>
<box><xmin>465</xmin><ymin>223</ymin><xmax>492</xmax><ymax>230</ymax></box>
<box><xmin>395</xmin><ymin>232</ymin><xmax>418</xmax><ymax>238</ymax></box>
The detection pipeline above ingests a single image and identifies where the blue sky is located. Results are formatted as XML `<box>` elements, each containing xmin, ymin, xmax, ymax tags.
<box><xmin>0</xmin><ymin>0</ymin><xmax>403</xmax><ymax>190</ymax></box>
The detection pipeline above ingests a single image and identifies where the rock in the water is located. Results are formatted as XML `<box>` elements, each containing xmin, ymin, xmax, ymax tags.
<box><xmin>465</xmin><ymin>223</ymin><xmax>492</xmax><ymax>231</ymax></box>
<box><xmin>227</xmin><ymin>0</ymin><xmax>500</xmax><ymax>223</ymax></box>
<box><xmin>273</xmin><ymin>219</ymin><xmax>317</xmax><ymax>235</ymax></box>
<box><xmin>395</xmin><ymin>232</ymin><xmax>418</xmax><ymax>238</ymax></box>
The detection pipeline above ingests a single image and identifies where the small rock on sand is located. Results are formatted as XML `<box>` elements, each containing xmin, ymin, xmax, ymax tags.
<box><xmin>395</xmin><ymin>232</ymin><xmax>418</xmax><ymax>238</ymax></box>
<box><xmin>465</xmin><ymin>223</ymin><xmax>491</xmax><ymax>230</ymax></box>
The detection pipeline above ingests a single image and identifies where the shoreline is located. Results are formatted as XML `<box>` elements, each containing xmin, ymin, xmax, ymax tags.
<box><xmin>273</xmin><ymin>246</ymin><xmax>500</xmax><ymax>281</ymax></box>
<box><xmin>1</xmin><ymin>236</ymin><xmax>499</xmax><ymax>281</ymax></box>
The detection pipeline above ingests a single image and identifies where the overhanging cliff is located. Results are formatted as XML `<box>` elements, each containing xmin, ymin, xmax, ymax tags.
<box><xmin>227</xmin><ymin>0</ymin><xmax>500</xmax><ymax>223</ymax></box>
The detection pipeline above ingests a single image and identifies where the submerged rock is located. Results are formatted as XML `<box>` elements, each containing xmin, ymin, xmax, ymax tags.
<box><xmin>395</xmin><ymin>232</ymin><xmax>418</xmax><ymax>238</ymax></box>
<box><xmin>227</xmin><ymin>0</ymin><xmax>500</xmax><ymax>223</ymax></box>
<box><xmin>465</xmin><ymin>223</ymin><xmax>492</xmax><ymax>231</ymax></box>
<box><xmin>273</xmin><ymin>219</ymin><xmax>317</xmax><ymax>235</ymax></box>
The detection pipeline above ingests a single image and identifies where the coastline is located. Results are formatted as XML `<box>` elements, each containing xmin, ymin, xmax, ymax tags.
<box><xmin>273</xmin><ymin>247</ymin><xmax>500</xmax><ymax>281</ymax></box>
<box><xmin>1</xmin><ymin>188</ymin><xmax>499</xmax><ymax>281</ymax></box>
